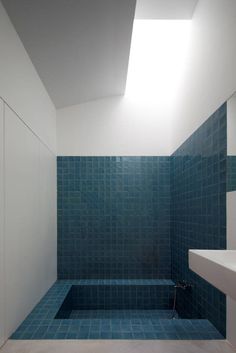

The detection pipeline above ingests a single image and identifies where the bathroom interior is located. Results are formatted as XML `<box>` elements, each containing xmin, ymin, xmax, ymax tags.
<box><xmin>0</xmin><ymin>1</ymin><xmax>236</xmax><ymax>353</ymax></box>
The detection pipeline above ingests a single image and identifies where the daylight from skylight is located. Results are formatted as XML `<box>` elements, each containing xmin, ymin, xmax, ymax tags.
<box><xmin>125</xmin><ymin>20</ymin><xmax>192</xmax><ymax>106</ymax></box>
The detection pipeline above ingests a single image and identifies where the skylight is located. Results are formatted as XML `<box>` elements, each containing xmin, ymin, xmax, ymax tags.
<box><xmin>125</xmin><ymin>20</ymin><xmax>192</xmax><ymax>106</ymax></box>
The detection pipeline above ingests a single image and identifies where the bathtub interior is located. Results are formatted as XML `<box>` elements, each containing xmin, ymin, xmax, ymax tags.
<box><xmin>11</xmin><ymin>280</ymin><xmax>223</xmax><ymax>340</ymax></box>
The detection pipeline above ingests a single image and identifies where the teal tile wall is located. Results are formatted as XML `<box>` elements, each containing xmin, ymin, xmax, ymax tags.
<box><xmin>58</xmin><ymin>157</ymin><xmax>171</xmax><ymax>279</ymax></box>
<box><xmin>171</xmin><ymin>103</ymin><xmax>227</xmax><ymax>336</ymax></box>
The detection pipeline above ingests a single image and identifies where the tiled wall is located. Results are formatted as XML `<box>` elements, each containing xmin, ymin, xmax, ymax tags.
<box><xmin>171</xmin><ymin>103</ymin><xmax>227</xmax><ymax>336</ymax></box>
<box><xmin>58</xmin><ymin>157</ymin><xmax>171</xmax><ymax>279</ymax></box>
<box><xmin>227</xmin><ymin>156</ymin><xmax>236</xmax><ymax>192</ymax></box>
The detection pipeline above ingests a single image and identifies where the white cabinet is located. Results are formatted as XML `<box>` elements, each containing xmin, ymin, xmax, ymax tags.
<box><xmin>39</xmin><ymin>143</ymin><xmax>57</xmax><ymax>288</ymax></box>
<box><xmin>5</xmin><ymin>106</ymin><xmax>40</xmax><ymax>336</ymax></box>
<box><xmin>0</xmin><ymin>99</ymin><xmax>5</xmax><ymax>347</ymax></box>
<box><xmin>4</xmin><ymin>105</ymin><xmax>57</xmax><ymax>338</ymax></box>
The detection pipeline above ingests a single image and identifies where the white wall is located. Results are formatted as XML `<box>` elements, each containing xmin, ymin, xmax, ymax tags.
<box><xmin>226</xmin><ymin>192</ymin><xmax>236</xmax><ymax>347</ymax></box>
<box><xmin>39</xmin><ymin>142</ymin><xmax>57</xmax><ymax>290</ymax></box>
<box><xmin>0</xmin><ymin>1</ymin><xmax>56</xmax><ymax>153</ymax></box>
<box><xmin>0</xmin><ymin>3</ymin><xmax>57</xmax><ymax>345</ymax></box>
<box><xmin>57</xmin><ymin>96</ymin><xmax>171</xmax><ymax>156</ymax></box>
<box><xmin>227</xmin><ymin>92</ymin><xmax>236</xmax><ymax>156</ymax></box>
<box><xmin>171</xmin><ymin>0</ymin><xmax>236</xmax><ymax>153</ymax></box>
<box><xmin>0</xmin><ymin>99</ymin><xmax>5</xmax><ymax>346</ymax></box>
<box><xmin>4</xmin><ymin>107</ymin><xmax>57</xmax><ymax>337</ymax></box>
<box><xmin>57</xmin><ymin>0</ymin><xmax>236</xmax><ymax>157</ymax></box>
<box><xmin>227</xmin><ymin>192</ymin><xmax>236</xmax><ymax>252</ymax></box>
<box><xmin>135</xmin><ymin>0</ymin><xmax>198</xmax><ymax>19</ymax></box>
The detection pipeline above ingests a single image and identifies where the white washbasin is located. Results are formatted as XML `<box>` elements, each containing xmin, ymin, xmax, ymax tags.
<box><xmin>189</xmin><ymin>250</ymin><xmax>236</xmax><ymax>300</ymax></box>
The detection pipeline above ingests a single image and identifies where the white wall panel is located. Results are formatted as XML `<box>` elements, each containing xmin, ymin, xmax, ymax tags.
<box><xmin>227</xmin><ymin>93</ymin><xmax>236</xmax><ymax>156</ymax></box>
<box><xmin>0</xmin><ymin>2</ymin><xmax>57</xmax><ymax>341</ymax></box>
<box><xmin>57</xmin><ymin>97</ymin><xmax>171</xmax><ymax>156</ymax></box>
<box><xmin>5</xmin><ymin>105</ymin><xmax>40</xmax><ymax>336</ymax></box>
<box><xmin>171</xmin><ymin>0</ymin><xmax>236</xmax><ymax>153</ymax></box>
<box><xmin>227</xmin><ymin>296</ymin><xmax>236</xmax><ymax>348</ymax></box>
<box><xmin>4</xmin><ymin>105</ymin><xmax>56</xmax><ymax>337</ymax></box>
<box><xmin>227</xmin><ymin>192</ymin><xmax>236</xmax><ymax>250</ymax></box>
<box><xmin>227</xmin><ymin>191</ymin><xmax>236</xmax><ymax>347</ymax></box>
<box><xmin>0</xmin><ymin>99</ymin><xmax>5</xmax><ymax>346</ymax></box>
<box><xmin>39</xmin><ymin>143</ymin><xmax>57</xmax><ymax>288</ymax></box>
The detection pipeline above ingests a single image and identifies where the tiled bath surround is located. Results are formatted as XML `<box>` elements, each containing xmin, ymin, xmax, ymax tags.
<box><xmin>55</xmin><ymin>281</ymin><xmax>174</xmax><ymax>318</ymax></box>
<box><xmin>171</xmin><ymin>103</ymin><xmax>227</xmax><ymax>336</ymax></box>
<box><xmin>11</xmin><ymin>280</ymin><xmax>223</xmax><ymax>340</ymax></box>
<box><xmin>11</xmin><ymin>103</ymin><xmax>227</xmax><ymax>340</ymax></box>
<box><xmin>58</xmin><ymin>157</ymin><xmax>171</xmax><ymax>279</ymax></box>
<box><xmin>56</xmin><ymin>104</ymin><xmax>227</xmax><ymax>337</ymax></box>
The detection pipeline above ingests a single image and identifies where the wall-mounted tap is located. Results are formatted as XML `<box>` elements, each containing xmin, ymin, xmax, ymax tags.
<box><xmin>172</xmin><ymin>280</ymin><xmax>193</xmax><ymax>319</ymax></box>
<box><xmin>174</xmin><ymin>280</ymin><xmax>193</xmax><ymax>290</ymax></box>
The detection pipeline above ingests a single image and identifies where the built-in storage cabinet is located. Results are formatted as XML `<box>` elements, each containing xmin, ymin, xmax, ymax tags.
<box><xmin>0</xmin><ymin>105</ymin><xmax>57</xmax><ymax>341</ymax></box>
<box><xmin>0</xmin><ymin>3</ymin><xmax>56</xmax><ymax>345</ymax></box>
<box><xmin>39</xmin><ymin>143</ymin><xmax>57</xmax><ymax>290</ymax></box>
<box><xmin>5</xmin><ymin>106</ymin><xmax>40</xmax><ymax>336</ymax></box>
<box><xmin>0</xmin><ymin>99</ymin><xmax>5</xmax><ymax>346</ymax></box>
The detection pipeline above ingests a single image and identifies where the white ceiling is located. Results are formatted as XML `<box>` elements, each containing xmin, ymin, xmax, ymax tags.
<box><xmin>2</xmin><ymin>0</ymin><xmax>136</xmax><ymax>108</ymax></box>
<box><xmin>2</xmin><ymin>0</ymin><xmax>198</xmax><ymax>109</ymax></box>
<box><xmin>135</xmin><ymin>0</ymin><xmax>198</xmax><ymax>19</ymax></box>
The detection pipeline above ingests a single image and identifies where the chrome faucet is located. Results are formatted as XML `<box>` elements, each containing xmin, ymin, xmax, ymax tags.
<box><xmin>174</xmin><ymin>280</ymin><xmax>193</xmax><ymax>290</ymax></box>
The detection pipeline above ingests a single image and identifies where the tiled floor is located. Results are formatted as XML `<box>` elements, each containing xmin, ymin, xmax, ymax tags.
<box><xmin>11</xmin><ymin>280</ymin><xmax>224</xmax><ymax>340</ymax></box>
<box><xmin>12</xmin><ymin>318</ymin><xmax>223</xmax><ymax>340</ymax></box>
<box><xmin>1</xmin><ymin>340</ymin><xmax>236</xmax><ymax>353</ymax></box>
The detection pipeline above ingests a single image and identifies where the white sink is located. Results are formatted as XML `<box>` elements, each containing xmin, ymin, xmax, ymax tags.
<box><xmin>189</xmin><ymin>250</ymin><xmax>236</xmax><ymax>300</ymax></box>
